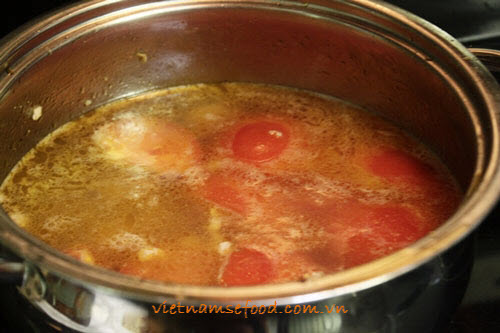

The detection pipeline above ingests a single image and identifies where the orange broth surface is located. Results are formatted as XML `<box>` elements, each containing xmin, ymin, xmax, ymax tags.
<box><xmin>0</xmin><ymin>83</ymin><xmax>462</xmax><ymax>286</ymax></box>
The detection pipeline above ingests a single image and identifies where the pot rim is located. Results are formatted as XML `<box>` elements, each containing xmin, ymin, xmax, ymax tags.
<box><xmin>1</xmin><ymin>0</ymin><xmax>500</xmax><ymax>304</ymax></box>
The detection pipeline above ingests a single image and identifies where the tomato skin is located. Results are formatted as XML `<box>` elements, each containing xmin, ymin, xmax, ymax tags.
<box><xmin>366</xmin><ymin>149</ymin><xmax>436</xmax><ymax>185</ymax></box>
<box><xmin>303</xmin><ymin>198</ymin><xmax>430</xmax><ymax>268</ymax></box>
<box><xmin>232</xmin><ymin>121</ymin><xmax>290</xmax><ymax>163</ymax></box>
<box><xmin>342</xmin><ymin>203</ymin><xmax>429</xmax><ymax>268</ymax></box>
<box><xmin>344</xmin><ymin>234</ymin><xmax>380</xmax><ymax>267</ymax></box>
<box><xmin>203</xmin><ymin>174</ymin><xmax>249</xmax><ymax>215</ymax></box>
<box><xmin>324</xmin><ymin>202</ymin><xmax>423</xmax><ymax>237</ymax></box>
<box><xmin>368</xmin><ymin>205</ymin><xmax>428</xmax><ymax>242</ymax></box>
<box><xmin>221</xmin><ymin>249</ymin><xmax>273</xmax><ymax>286</ymax></box>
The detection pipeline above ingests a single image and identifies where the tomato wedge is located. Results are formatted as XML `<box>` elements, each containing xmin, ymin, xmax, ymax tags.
<box><xmin>304</xmin><ymin>198</ymin><xmax>430</xmax><ymax>268</ymax></box>
<box><xmin>203</xmin><ymin>174</ymin><xmax>249</xmax><ymax>215</ymax></box>
<box><xmin>232</xmin><ymin>121</ymin><xmax>290</xmax><ymax>163</ymax></box>
<box><xmin>344</xmin><ymin>234</ymin><xmax>380</xmax><ymax>267</ymax></box>
<box><xmin>369</xmin><ymin>205</ymin><xmax>428</xmax><ymax>242</ymax></box>
<box><xmin>365</xmin><ymin>149</ymin><xmax>436</xmax><ymax>186</ymax></box>
<box><xmin>341</xmin><ymin>203</ymin><xmax>429</xmax><ymax>267</ymax></box>
<box><xmin>221</xmin><ymin>249</ymin><xmax>273</xmax><ymax>286</ymax></box>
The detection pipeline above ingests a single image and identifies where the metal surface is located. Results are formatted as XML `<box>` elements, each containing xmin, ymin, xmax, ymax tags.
<box><xmin>0</xmin><ymin>0</ymin><xmax>500</xmax><ymax>332</ymax></box>
<box><xmin>469</xmin><ymin>48</ymin><xmax>500</xmax><ymax>73</ymax></box>
<box><xmin>447</xmin><ymin>47</ymin><xmax>500</xmax><ymax>333</ymax></box>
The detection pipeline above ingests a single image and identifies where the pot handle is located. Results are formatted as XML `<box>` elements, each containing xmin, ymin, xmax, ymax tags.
<box><xmin>468</xmin><ymin>48</ymin><xmax>500</xmax><ymax>74</ymax></box>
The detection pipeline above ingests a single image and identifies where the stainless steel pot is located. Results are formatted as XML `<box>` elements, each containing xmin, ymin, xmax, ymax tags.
<box><xmin>1</xmin><ymin>1</ymin><xmax>500</xmax><ymax>332</ymax></box>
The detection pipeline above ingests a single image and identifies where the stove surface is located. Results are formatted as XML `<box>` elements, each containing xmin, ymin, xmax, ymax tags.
<box><xmin>1</xmin><ymin>1</ymin><xmax>500</xmax><ymax>332</ymax></box>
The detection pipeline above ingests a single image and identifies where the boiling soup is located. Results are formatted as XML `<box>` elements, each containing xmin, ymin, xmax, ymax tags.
<box><xmin>0</xmin><ymin>83</ymin><xmax>461</xmax><ymax>286</ymax></box>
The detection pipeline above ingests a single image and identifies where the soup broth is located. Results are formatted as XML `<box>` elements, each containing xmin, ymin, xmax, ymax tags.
<box><xmin>0</xmin><ymin>83</ymin><xmax>462</xmax><ymax>286</ymax></box>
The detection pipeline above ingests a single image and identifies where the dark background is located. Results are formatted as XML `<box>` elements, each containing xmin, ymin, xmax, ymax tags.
<box><xmin>1</xmin><ymin>1</ymin><xmax>500</xmax><ymax>332</ymax></box>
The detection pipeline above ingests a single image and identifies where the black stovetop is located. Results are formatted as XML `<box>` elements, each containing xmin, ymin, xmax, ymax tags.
<box><xmin>1</xmin><ymin>1</ymin><xmax>500</xmax><ymax>332</ymax></box>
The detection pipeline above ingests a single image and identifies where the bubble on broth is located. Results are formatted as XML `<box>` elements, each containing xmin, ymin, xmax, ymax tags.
<box><xmin>108</xmin><ymin>232</ymin><xmax>147</xmax><ymax>252</ymax></box>
<box><xmin>181</xmin><ymin>165</ymin><xmax>208</xmax><ymax>187</ymax></box>
<box><xmin>0</xmin><ymin>82</ymin><xmax>462</xmax><ymax>286</ymax></box>
<box><xmin>42</xmin><ymin>215</ymin><xmax>79</xmax><ymax>233</ymax></box>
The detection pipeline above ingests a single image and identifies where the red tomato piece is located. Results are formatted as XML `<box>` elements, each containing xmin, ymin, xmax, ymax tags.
<box><xmin>232</xmin><ymin>121</ymin><xmax>290</xmax><ymax>163</ymax></box>
<box><xmin>344</xmin><ymin>234</ymin><xmax>381</xmax><ymax>268</ymax></box>
<box><xmin>221</xmin><ymin>249</ymin><xmax>273</xmax><ymax>286</ymax></box>
<box><xmin>366</xmin><ymin>149</ymin><xmax>436</xmax><ymax>185</ymax></box>
<box><xmin>204</xmin><ymin>174</ymin><xmax>248</xmax><ymax>214</ymax></box>
<box><xmin>339</xmin><ymin>202</ymin><xmax>427</xmax><ymax>242</ymax></box>
<box><xmin>300</xmin><ymin>198</ymin><xmax>425</xmax><ymax>240</ymax></box>
<box><xmin>369</xmin><ymin>205</ymin><xmax>428</xmax><ymax>243</ymax></box>
<box><xmin>341</xmin><ymin>204</ymin><xmax>429</xmax><ymax>268</ymax></box>
<box><xmin>309</xmin><ymin>198</ymin><xmax>430</xmax><ymax>268</ymax></box>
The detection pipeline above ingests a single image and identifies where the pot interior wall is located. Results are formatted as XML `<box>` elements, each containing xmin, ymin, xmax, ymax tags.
<box><xmin>0</xmin><ymin>3</ymin><xmax>480</xmax><ymax>191</ymax></box>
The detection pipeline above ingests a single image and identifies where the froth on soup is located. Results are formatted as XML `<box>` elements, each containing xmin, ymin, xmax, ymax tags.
<box><xmin>0</xmin><ymin>83</ymin><xmax>462</xmax><ymax>286</ymax></box>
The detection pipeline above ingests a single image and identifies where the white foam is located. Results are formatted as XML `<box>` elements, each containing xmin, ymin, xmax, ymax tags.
<box><xmin>118</xmin><ymin>118</ymin><xmax>147</xmax><ymax>137</ymax></box>
<box><xmin>42</xmin><ymin>215</ymin><xmax>79</xmax><ymax>233</ymax></box>
<box><xmin>107</xmin><ymin>232</ymin><xmax>147</xmax><ymax>252</ymax></box>
<box><xmin>8</xmin><ymin>211</ymin><xmax>30</xmax><ymax>228</ymax></box>
<box><xmin>301</xmin><ymin>174</ymin><xmax>353</xmax><ymax>199</ymax></box>
<box><xmin>181</xmin><ymin>166</ymin><xmax>208</xmax><ymax>187</ymax></box>
<box><xmin>92</xmin><ymin>116</ymin><xmax>147</xmax><ymax>159</ymax></box>
<box><xmin>138</xmin><ymin>247</ymin><xmax>164</xmax><ymax>261</ymax></box>
<box><xmin>218</xmin><ymin>241</ymin><xmax>232</xmax><ymax>255</ymax></box>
